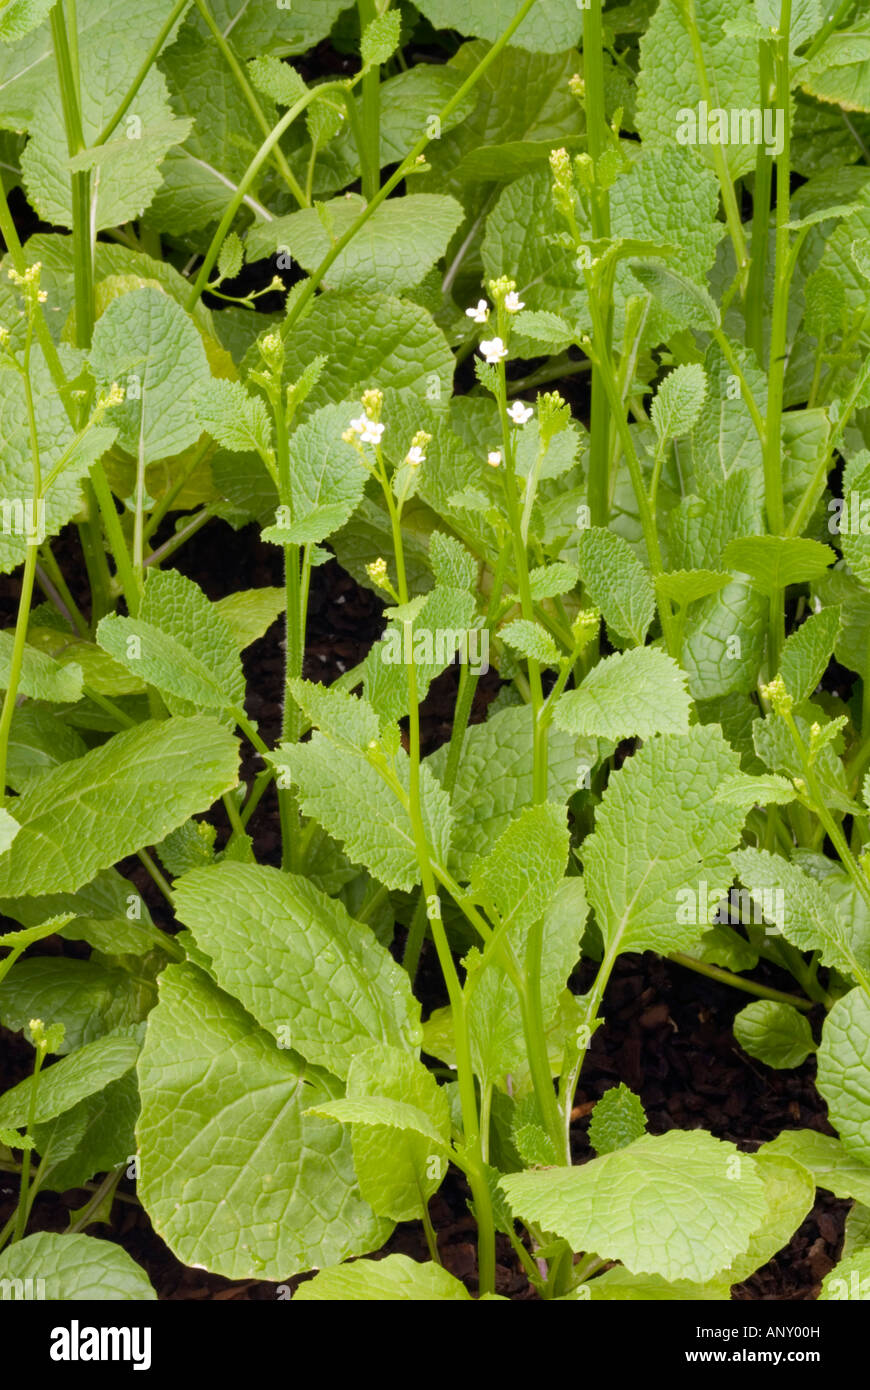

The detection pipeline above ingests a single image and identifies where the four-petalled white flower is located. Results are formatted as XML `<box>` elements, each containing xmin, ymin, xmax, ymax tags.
<box><xmin>466</xmin><ymin>299</ymin><xmax>489</xmax><ymax>323</ymax></box>
<box><xmin>487</xmin><ymin>450</ymin><xmax>502</xmax><ymax>468</ymax></box>
<box><xmin>350</xmin><ymin>415</ymin><xmax>385</xmax><ymax>445</ymax></box>
<box><xmin>406</xmin><ymin>444</ymin><xmax>426</xmax><ymax>465</ymax></box>
<box><xmin>507</xmin><ymin>401</ymin><xmax>533</xmax><ymax>425</ymax></box>
<box><xmin>480</xmin><ymin>337</ymin><xmax>508</xmax><ymax>364</ymax></box>
<box><xmin>504</xmin><ymin>291</ymin><xmax>524</xmax><ymax>313</ymax></box>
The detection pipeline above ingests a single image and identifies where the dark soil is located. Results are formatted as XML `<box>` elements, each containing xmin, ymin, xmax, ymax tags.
<box><xmin>0</xmin><ymin>516</ymin><xmax>850</xmax><ymax>1300</ymax></box>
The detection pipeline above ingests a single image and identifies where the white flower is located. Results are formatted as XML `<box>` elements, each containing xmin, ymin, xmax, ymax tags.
<box><xmin>507</xmin><ymin>401</ymin><xmax>533</xmax><ymax>425</ymax></box>
<box><xmin>480</xmin><ymin>336</ymin><xmax>508</xmax><ymax>364</ymax></box>
<box><xmin>406</xmin><ymin>445</ymin><xmax>426</xmax><ymax>466</ymax></box>
<box><xmin>487</xmin><ymin>450</ymin><xmax>502</xmax><ymax>468</ymax></box>
<box><xmin>504</xmin><ymin>291</ymin><xmax>524</xmax><ymax>313</ymax></box>
<box><xmin>466</xmin><ymin>299</ymin><xmax>489</xmax><ymax>323</ymax></box>
<box><xmin>349</xmin><ymin>415</ymin><xmax>385</xmax><ymax>445</ymax></box>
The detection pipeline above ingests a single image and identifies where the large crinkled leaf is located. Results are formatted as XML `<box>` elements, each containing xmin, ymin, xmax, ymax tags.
<box><xmin>248</xmin><ymin>194</ymin><xmax>463</xmax><ymax>297</ymax></box>
<box><xmin>801</xmin><ymin>22</ymin><xmax>870</xmax><ymax>112</ymax></box>
<box><xmin>97</xmin><ymin>569</ymin><xmax>245</xmax><ymax>714</ymax></box>
<box><xmin>0</xmin><ymin>345</ymin><xmax>115</xmax><ymax>574</ymax></box>
<box><xmin>0</xmin><ymin>957</ymin><xmax>154</xmax><ymax>1053</ymax></box>
<box><xmin>0</xmin><ymin>716</ymin><xmax>238</xmax><ymax>897</ymax></box>
<box><xmin>414</xmin><ymin>0</ymin><xmax>583</xmax><ymax>52</ymax></box>
<box><xmin>731</xmin><ymin>848</ymin><xmax>867</xmax><ymax>985</ymax></box>
<box><xmin>501</xmin><ymin>1130</ymin><xmax>767</xmax><ymax>1282</ymax></box>
<box><xmin>149</xmin><ymin>17</ymin><xmax>273</xmax><ymax>235</ymax></box>
<box><xmin>426</xmin><ymin>703</ymin><xmax>608</xmax><ymax>878</ymax></box>
<box><xmin>90</xmin><ymin>288</ymin><xmax>211</xmax><ymax>465</ymax></box>
<box><xmin>272</xmin><ymin>733</ymin><xmax>452</xmax><ymax>891</ymax></box>
<box><xmin>294</xmin><ymin>1253</ymin><xmax>472</xmax><ymax>1301</ymax></box>
<box><xmin>136</xmin><ymin>963</ymin><xmax>389</xmax><ymax>1279</ymax></box>
<box><xmin>583</xmin><ymin>724</ymin><xmax>743</xmax><ymax>957</ymax></box>
<box><xmin>281</xmin><ymin>292</ymin><xmax>454</xmax><ymax>419</ymax></box>
<box><xmin>761</xmin><ymin>1130</ymin><xmax>870</xmax><ymax>1205</ymax></box>
<box><xmin>0</xmin><ymin>1232</ymin><xmax>156</xmax><ymax>1300</ymax></box>
<box><xmin>553</xmin><ymin>647</ymin><xmax>692</xmax><ymax>742</ymax></box>
<box><xmin>172</xmin><ymin>862</ymin><xmax>421</xmax><ymax>1079</ymax></box>
<box><xmin>0</xmin><ymin>1033</ymin><xmax>140</xmax><ymax>1130</ymax></box>
<box><xmin>577</xmin><ymin>527</ymin><xmax>655</xmax><ymax>646</ymax></box>
<box><xmin>260</xmin><ymin>402</ymin><xmax>367</xmax><ymax>545</ymax></box>
<box><xmin>17</xmin><ymin>0</ymin><xmax>191</xmax><ymax>231</ymax></box>
<box><xmin>817</xmin><ymin>989</ymin><xmax>870</xmax><ymax>1164</ymax></box>
<box><xmin>192</xmin><ymin>0</ymin><xmax>350</xmax><ymax>57</ymax></box>
<box><xmin>470</xmin><ymin>802</ymin><xmax>568</xmax><ymax>935</ymax></box>
<box><xmin>637</xmin><ymin>0</ymin><xmax>763</xmax><ymax>179</ymax></box>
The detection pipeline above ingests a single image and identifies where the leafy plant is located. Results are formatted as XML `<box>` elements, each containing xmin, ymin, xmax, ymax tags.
<box><xmin>1</xmin><ymin>0</ymin><xmax>870</xmax><ymax>1303</ymax></box>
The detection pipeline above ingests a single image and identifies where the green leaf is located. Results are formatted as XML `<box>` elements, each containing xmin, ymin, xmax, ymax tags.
<box><xmin>723</xmin><ymin>1152</ymin><xmax>816</xmax><ymax>1284</ymax></box>
<box><xmin>712</xmin><ymin>772</ymin><xmax>797</xmax><ymax>808</ymax></box>
<box><xmin>819</xmin><ymin>1251</ymin><xmax>870</xmax><ymax>1300</ymax></box>
<box><xmin>0</xmin><ymin>957</ymin><xmax>153</xmax><ymax>1054</ymax></box>
<box><xmin>817</xmin><ymin>988</ymin><xmax>870</xmax><ymax>1163</ymax></box>
<box><xmin>577</xmin><ymin>528</ymin><xmax>655</xmax><ymax>646</ymax></box>
<box><xmin>652</xmin><ymin>364</ymin><xmax>708</xmax><ymax>441</ymax></box>
<box><xmin>0</xmin><ymin>0</ymin><xmax>54</xmax><ymax>45</ymax></box>
<box><xmin>761</xmin><ymin>1130</ymin><xmax>870</xmax><ymax>1205</ymax></box>
<box><xmin>260</xmin><ymin>402</ymin><xmax>367</xmax><ymax>544</ymax></box>
<box><xmin>136</xmin><ymin>963</ymin><xmax>389</xmax><ymax>1279</ymax></box>
<box><xmin>426</xmin><ymin>703</ymin><xmax>609</xmax><ymax>879</ymax></box>
<box><xmin>248</xmin><ymin>195</ymin><xmax>463</xmax><ymax>298</ymax></box>
<box><xmin>631</xmin><ymin>261</ymin><xmax>720</xmax><ymax>329</ymax></box>
<box><xmin>247</xmin><ymin>55</ymin><xmax>308</xmax><ymax>108</ymax></box>
<box><xmin>89</xmin><ymin>288</ymin><xmax>211</xmax><ymax>464</ymax></box>
<box><xmin>838</xmin><ymin>451</ymin><xmax>870</xmax><ymax>588</ymax></box>
<box><xmin>172</xmin><ymin>862</ymin><xmax>421</xmax><ymax>1079</ymax></box>
<box><xmin>33</xmin><ymin>1071</ymin><xmax>139</xmax><ymax>1193</ymax></box>
<box><xmin>429</xmin><ymin>531</ymin><xmax>476</xmax><ymax>591</ymax></box>
<box><xmin>733</xmin><ymin>1001</ymin><xmax>816</xmax><ymax>1070</ymax></box>
<box><xmin>584</xmin><ymin>1267</ymin><xmax>730</xmax><ymax>1300</ymax></box>
<box><xmin>583</xmin><ymin>725</ymin><xmax>743</xmax><ymax>957</ymax></box>
<box><xmin>637</xmin><ymin>0</ymin><xmax>762</xmax><ymax>180</ymax></box>
<box><xmin>213</xmin><ymin>588</ymin><xmax>285</xmax><ymax>649</ymax></box>
<box><xmin>501</xmin><ymin>1130</ymin><xmax>767</xmax><ymax>1282</ymax></box>
<box><xmin>801</xmin><ymin>22</ymin><xmax>870</xmax><ymax>113</ymax></box>
<box><xmin>0</xmin><ymin>1231</ymin><xmax>156</xmax><ymax>1300</ymax></box>
<box><xmin>308</xmin><ymin>1096</ymin><xmax>448</xmax><ymax>1150</ymax></box>
<box><xmin>294</xmin><ymin>1253</ymin><xmax>472</xmax><ymax>1301</ymax></box>
<box><xmin>655</xmin><ymin>570</ymin><xmax>732</xmax><ymax>609</ymax></box>
<box><xmin>527</xmin><ymin>561</ymin><xmax>579</xmax><ymax>600</ymax></box>
<box><xmin>721</xmin><ymin>535</ymin><xmax>835</xmax><ymax>594</ymax></box>
<box><xmin>0</xmin><ymin>1033</ymin><xmax>139</xmax><ymax>1130</ymax></box>
<box><xmin>732</xmin><ymin>849</ymin><xmax>866</xmax><ymax>984</ymax></box>
<box><xmin>339</xmin><ymin>1046</ymin><xmax>451</xmax><ymax>1222</ymax></box>
<box><xmin>0</xmin><ymin>345</ymin><xmax>115</xmax><ymax>575</ymax></box>
<box><xmin>288</xmin><ymin>677</ymin><xmax>380</xmax><ymax>750</ymax></box>
<box><xmin>24</xmin><ymin>625</ymin><xmax>143</xmax><ymax>697</ymax></box>
<box><xmin>588</xmin><ymin>1084</ymin><xmax>647</xmax><ymax>1155</ymax></box>
<box><xmin>470</xmin><ymin>802</ymin><xmax>568</xmax><ymax>935</ymax></box>
<box><xmin>0</xmin><ymin>632</ymin><xmax>82</xmax><ymax>703</ymax></box>
<box><xmin>0</xmin><ymin>716</ymin><xmax>239</xmax><ymax>897</ymax></box>
<box><xmin>361</xmin><ymin>9</ymin><xmax>401</xmax><ymax>66</ymax></box>
<box><xmin>778</xmin><ymin>606</ymin><xmax>839</xmax><ymax>703</ymax></box>
<box><xmin>18</xmin><ymin>0</ymin><xmax>190</xmax><ymax>231</ymax></box>
<box><xmin>500</xmin><ymin>618</ymin><xmax>561</xmax><ymax>667</ymax></box>
<box><xmin>273</xmin><ymin>733</ymin><xmax>451</xmax><ymax>892</ymax></box>
<box><xmin>194</xmin><ymin>378</ymin><xmax>273</xmax><ymax>459</ymax></box>
<box><xmin>413</xmin><ymin>0</ymin><xmax>585</xmax><ymax>53</ymax></box>
<box><xmin>553</xmin><ymin>648</ymin><xmax>692</xmax><ymax>742</ymax></box>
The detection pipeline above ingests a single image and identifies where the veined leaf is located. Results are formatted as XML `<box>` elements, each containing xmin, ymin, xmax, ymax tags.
<box><xmin>0</xmin><ymin>1033</ymin><xmax>140</xmax><ymax>1130</ymax></box>
<box><xmin>294</xmin><ymin>1254</ymin><xmax>473</xmax><ymax>1301</ymax></box>
<box><xmin>733</xmin><ymin>1001</ymin><xmax>816</xmax><ymax>1070</ymax></box>
<box><xmin>588</xmin><ymin>1084</ymin><xmax>647</xmax><ymax>1156</ymax></box>
<box><xmin>259</xmin><ymin>402</ymin><xmax>367</xmax><ymax>545</ymax></box>
<box><xmin>817</xmin><ymin>989</ymin><xmax>870</xmax><ymax>1164</ymax></box>
<box><xmin>761</xmin><ymin>1130</ymin><xmax>870</xmax><ymax>1205</ymax></box>
<box><xmin>553</xmin><ymin>647</ymin><xmax>692</xmax><ymax>742</ymax></box>
<box><xmin>500</xmin><ymin>618</ymin><xmax>561</xmax><ymax>667</ymax></box>
<box><xmin>0</xmin><ymin>1232</ymin><xmax>156</xmax><ymax>1300</ymax></box>
<box><xmin>470</xmin><ymin>802</ymin><xmax>568</xmax><ymax>936</ymax></box>
<box><xmin>577</xmin><ymin>528</ymin><xmax>656</xmax><ymax>646</ymax></box>
<box><xmin>722</xmin><ymin>535</ymin><xmax>835</xmax><ymax>593</ymax></box>
<box><xmin>778</xmin><ymin>606</ymin><xmax>840</xmax><ymax>703</ymax></box>
<box><xmin>651</xmin><ymin>364</ymin><xmax>708</xmax><ymax>441</ymax></box>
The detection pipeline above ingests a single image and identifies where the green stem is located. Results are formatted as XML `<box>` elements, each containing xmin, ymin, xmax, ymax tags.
<box><xmin>95</xmin><ymin>0</ymin><xmax>189</xmax><ymax>144</ymax></box>
<box><xmin>745</xmin><ymin>38</ymin><xmax>775</xmax><ymax>361</ymax></box>
<box><xmin>12</xmin><ymin>1043</ymin><xmax>46</xmax><ymax>1243</ymax></box>
<box><xmin>89</xmin><ymin>464</ymin><xmax>140</xmax><ymax>615</ymax></box>
<box><xmin>582</xmin><ymin>0</ymin><xmax>613</xmax><ymax>528</ymax></box>
<box><xmin>668</xmin><ymin>951</ymin><xmax>814</xmax><ymax>1009</ymax></box>
<box><xmin>356</xmin><ymin>0</ymin><xmax>382</xmax><ymax>201</ymax></box>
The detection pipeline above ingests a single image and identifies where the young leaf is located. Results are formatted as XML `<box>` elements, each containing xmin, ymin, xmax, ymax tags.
<box><xmin>0</xmin><ymin>632</ymin><xmax>82</xmax><ymax>703</ymax></box>
<box><xmin>89</xmin><ymin>288</ymin><xmax>211</xmax><ymax>464</ymax></box>
<box><xmin>583</xmin><ymin>725</ymin><xmax>744</xmax><ymax>958</ymax></box>
<box><xmin>817</xmin><ymin>989</ymin><xmax>870</xmax><ymax>1164</ymax></box>
<box><xmin>778</xmin><ymin>606</ymin><xmax>840</xmax><ymax>704</ymax></box>
<box><xmin>651</xmin><ymin>363</ymin><xmax>708</xmax><ymax>442</ymax></box>
<box><xmin>429</xmin><ymin>531</ymin><xmax>477</xmax><ymax>591</ymax></box>
<box><xmin>501</xmin><ymin>1130</ymin><xmax>767</xmax><ymax>1283</ymax></box>
<box><xmin>294</xmin><ymin>1254</ymin><xmax>473</xmax><ymax>1301</ymax></box>
<box><xmin>194</xmin><ymin>379</ymin><xmax>273</xmax><ymax>461</ymax></box>
<box><xmin>655</xmin><ymin>570</ymin><xmax>731</xmax><ymax>608</ymax></box>
<box><xmin>577</xmin><ymin>528</ymin><xmax>655</xmax><ymax>646</ymax></box>
<box><xmin>733</xmin><ymin>1001</ymin><xmax>816</xmax><ymax>1070</ymax></box>
<box><xmin>361</xmin><ymin>9</ymin><xmax>401</xmax><ymax>66</ymax></box>
<box><xmin>761</xmin><ymin>1131</ymin><xmax>870</xmax><ymax>1205</ymax></box>
<box><xmin>136</xmin><ymin>963</ymin><xmax>389</xmax><ymax>1279</ymax></box>
<box><xmin>527</xmin><ymin>562</ymin><xmax>579</xmax><ymax>600</ymax></box>
<box><xmin>172</xmin><ymin>862</ymin><xmax>421</xmax><ymax>1078</ymax></box>
<box><xmin>470</xmin><ymin>802</ymin><xmax>569</xmax><ymax>935</ymax></box>
<box><xmin>722</xmin><ymin>1151</ymin><xmax>816</xmax><ymax>1285</ymax></box>
<box><xmin>247</xmin><ymin>55</ymin><xmax>308</xmax><ymax>108</ymax></box>
<box><xmin>0</xmin><ymin>1232</ymin><xmax>156</xmax><ymax>1300</ymax></box>
<box><xmin>588</xmin><ymin>1084</ymin><xmax>647</xmax><ymax>1156</ymax></box>
<box><xmin>260</xmin><ymin>402</ymin><xmax>367</xmax><ymax>545</ymax></box>
<box><xmin>0</xmin><ymin>1033</ymin><xmax>139</xmax><ymax>1130</ymax></box>
<box><xmin>721</xmin><ymin>535</ymin><xmax>835</xmax><ymax>594</ymax></box>
<box><xmin>500</xmin><ymin>618</ymin><xmax>561</xmax><ymax>667</ymax></box>
<box><xmin>213</xmin><ymin>588</ymin><xmax>285</xmax><ymax>649</ymax></box>
<box><xmin>553</xmin><ymin>647</ymin><xmax>692</xmax><ymax>742</ymax></box>
<box><xmin>288</xmin><ymin>677</ymin><xmax>380</xmax><ymax>749</ymax></box>
<box><xmin>0</xmin><ymin>957</ymin><xmax>153</xmax><ymax>1053</ymax></box>
<box><xmin>0</xmin><ymin>716</ymin><xmax>239</xmax><ymax>897</ymax></box>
